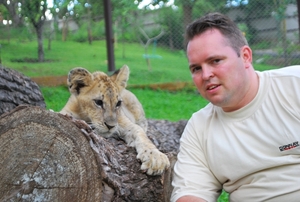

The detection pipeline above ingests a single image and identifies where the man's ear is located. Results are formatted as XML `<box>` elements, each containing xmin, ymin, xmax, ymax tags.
<box><xmin>110</xmin><ymin>65</ymin><xmax>129</xmax><ymax>91</ymax></box>
<box><xmin>67</xmin><ymin>67</ymin><xmax>93</xmax><ymax>95</ymax></box>
<box><xmin>241</xmin><ymin>46</ymin><xmax>252</xmax><ymax>68</ymax></box>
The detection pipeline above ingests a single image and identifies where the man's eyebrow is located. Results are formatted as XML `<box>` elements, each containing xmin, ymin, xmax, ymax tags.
<box><xmin>206</xmin><ymin>55</ymin><xmax>223</xmax><ymax>60</ymax></box>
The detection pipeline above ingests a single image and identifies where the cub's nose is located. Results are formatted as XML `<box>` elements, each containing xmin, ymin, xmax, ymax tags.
<box><xmin>104</xmin><ymin>122</ymin><xmax>115</xmax><ymax>130</ymax></box>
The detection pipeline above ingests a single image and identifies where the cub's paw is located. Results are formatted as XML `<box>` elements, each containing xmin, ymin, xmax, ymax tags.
<box><xmin>137</xmin><ymin>148</ymin><xmax>170</xmax><ymax>175</ymax></box>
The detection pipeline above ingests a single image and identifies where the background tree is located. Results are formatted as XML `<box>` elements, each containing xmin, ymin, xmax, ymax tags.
<box><xmin>157</xmin><ymin>7</ymin><xmax>182</xmax><ymax>50</ymax></box>
<box><xmin>179</xmin><ymin>0</ymin><xmax>197</xmax><ymax>46</ymax></box>
<box><xmin>0</xmin><ymin>4</ymin><xmax>11</xmax><ymax>42</ymax></box>
<box><xmin>0</xmin><ymin>0</ymin><xmax>23</xmax><ymax>27</ymax></box>
<box><xmin>139</xmin><ymin>0</ymin><xmax>223</xmax><ymax>49</ymax></box>
<box><xmin>111</xmin><ymin>0</ymin><xmax>139</xmax><ymax>58</ymax></box>
<box><xmin>51</xmin><ymin>0</ymin><xmax>104</xmax><ymax>43</ymax></box>
<box><xmin>20</xmin><ymin>0</ymin><xmax>48</xmax><ymax>62</ymax></box>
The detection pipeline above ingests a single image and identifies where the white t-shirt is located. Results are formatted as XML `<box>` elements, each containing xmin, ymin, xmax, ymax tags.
<box><xmin>171</xmin><ymin>66</ymin><xmax>300</xmax><ymax>202</ymax></box>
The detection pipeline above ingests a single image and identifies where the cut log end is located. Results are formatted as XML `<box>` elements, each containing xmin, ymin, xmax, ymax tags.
<box><xmin>0</xmin><ymin>106</ymin><xmax>102</xmax><ymax>201</ymax></box>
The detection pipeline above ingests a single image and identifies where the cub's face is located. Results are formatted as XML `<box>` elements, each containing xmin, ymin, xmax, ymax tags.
<box><xmin>67</xmin><ymin>66</ymin><xmax>129</xmax><ymax>137</ymax></box>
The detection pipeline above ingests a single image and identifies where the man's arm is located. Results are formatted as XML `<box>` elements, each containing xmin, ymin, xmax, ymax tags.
<box><xmin>177</xmin><ymin>196</ymin><xmax>207</xmax><ymax>202</ymax></box>
<box><xmin>171</xmin><ymin>113</ymin><xmax>222</xmax><ymax>202</ymax></box>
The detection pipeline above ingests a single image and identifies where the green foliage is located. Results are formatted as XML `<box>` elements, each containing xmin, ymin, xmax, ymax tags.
<box><xmin>21</xmin><ymin>0</ymin><xmax>47</xmax><ymax>27</ymax></box>
<box><xmin>237</xmin><ymin>23</ymin><xmax>253</xmax><ymax>43</ymax></box>
<box><xmin>157</xmin><ymin>7</ymin><xmax>183</xmax><ymax>49</ymax></box>
<box><xmin>276</xmin><ymin>40</ymin><xmax>300</xmax><ymax>54</ymax></box>
<box><xmin>0</xmin><ymin>4</ymin><xmax>8</xmax><ymax>17</ymax></box>
<box><xmin>0</xmin><ymin>25</ymin><xmax>34</xmax><ymax>41</ymax></box>
<box><xmin>71</xmin><ymin>27</ymin><xmax>88</xmax><ymax>43</ymax></box>
<box><xmin>251</xmin><ymin>41</ymin><xmax>272</xmax><ymax>50</ymax></box>
<box><xmin>114</xmin><ymin>11</ymin><xmax>140</xmax><ymax>44</ymax></box>
<box><xmin>192</xmin><ymin>0</ymin><xmax>221</xmax><ymax>18</ymax></box>
<box><xmin>70</xmin><ymin>20</ymin><xmax>105</xmax><ymax>42</ymax></box>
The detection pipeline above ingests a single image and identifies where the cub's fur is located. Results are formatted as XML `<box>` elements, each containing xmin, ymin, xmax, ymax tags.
<box><xmin>60</xmin><ymin>65</ymin><xmax>170</xmax><ymax>175</ymax></box>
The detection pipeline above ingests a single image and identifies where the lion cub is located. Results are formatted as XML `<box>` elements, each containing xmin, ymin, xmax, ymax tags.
<box><xmin>60</xmin><ymin>65</ymin><xmax>170</xmax><ymax>175</ymax></box>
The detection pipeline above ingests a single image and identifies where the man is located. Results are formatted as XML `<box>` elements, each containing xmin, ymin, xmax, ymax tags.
<box><xmin>171</xmin><ymin>12</ymin><xmax>300</xmax><ymax>202</ymax></box>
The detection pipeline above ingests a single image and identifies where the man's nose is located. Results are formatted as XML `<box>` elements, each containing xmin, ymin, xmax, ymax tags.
<box><xmin>202</xmin><ymin>65</ymin><xmax>214</xmax><ymax>80</ymax></box>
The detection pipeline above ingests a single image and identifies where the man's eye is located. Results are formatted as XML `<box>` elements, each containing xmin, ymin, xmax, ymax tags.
<box><xmin>94</xmin><ymin>99</ymin><xmax>103</xmax><ymax>107</ymax></box>
<box><xmin>191</xmin><ymin>66</ymin><xmax>202</xmax><ymax>73</ymax></box>
<box><xmin>116</xmin><ymin>100</ymin><xmax>122</xmax><ymax>108</ymax></box>
<box><xmin>213</xmin><ymin>59</ymin><xmax>221</xmax><ymax>64</ymax></box>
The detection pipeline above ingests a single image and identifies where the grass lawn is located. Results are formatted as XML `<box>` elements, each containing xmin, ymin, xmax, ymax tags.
<box><xmin>1</xmin><ymin>39</ymin><xmax>278</xmax><ymax>120</ymax></box>
<box><xmin>0</xmin><ymin>39</ymin><xmax>277</xmax><ymax>84</ymax></box>
<box><xmin>0</xmin><ymin>39</ymin><xmax>192</xmax><ymax>84</ymax></box>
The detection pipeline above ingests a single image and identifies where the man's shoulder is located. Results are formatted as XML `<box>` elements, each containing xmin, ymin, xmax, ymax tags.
<box><xmin>259</xmin><ymin>66</ymin><xmax>300</xmax><ymax>103</ymax></box>
<box><xmin>262</xmin><ymin>65</ymin><xmax>300</xmax><ymax>78</ymax></box>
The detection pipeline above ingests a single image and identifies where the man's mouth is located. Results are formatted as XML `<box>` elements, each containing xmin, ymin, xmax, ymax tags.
<box><xmin>207</xmin><ymin>84</ymin><xmax>220</xmax><ymax>90</ymax></box>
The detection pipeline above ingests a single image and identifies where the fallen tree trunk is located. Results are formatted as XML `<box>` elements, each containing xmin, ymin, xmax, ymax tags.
<box><xmin>0</xmin><ymin>106</ymin><xmax>186</xmax><ymax>202</ymax></box>
<box><xmin>0</xmin><ymin>65</ymin><xmax>46</xmax><ymax>116</ymax></box>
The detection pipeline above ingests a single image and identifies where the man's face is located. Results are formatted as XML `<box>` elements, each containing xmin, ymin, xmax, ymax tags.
<box><xmin>187</xmin><ymin>28</ymin><xmax>252</xmax><ymax>112</ymax></box>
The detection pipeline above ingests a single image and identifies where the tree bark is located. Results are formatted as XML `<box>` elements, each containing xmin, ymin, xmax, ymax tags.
<box><xmin>36</xmin><ymin>24</ymin><xmax>45</xmax><ymax>62</ymax></box>
<box><xmin>0</xmin><ymin>106</ymin><xmax>185</xmax><ymax>201</ymax></box>
<box><xmin>0</xmin><ymin>65</ymin><xmax>46</xmax><ymax>116</ymax></box>
<box><xmin>181</xmin><ymin>0</ymin><xmax>197</xmax><ymax>48</ymax></box>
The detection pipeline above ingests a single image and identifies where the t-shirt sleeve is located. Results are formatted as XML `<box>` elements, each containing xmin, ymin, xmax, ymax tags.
<box><xmin>171</xmin><ymin>115</ymin><xmax>222</xmax><ymax>202</ymax></box>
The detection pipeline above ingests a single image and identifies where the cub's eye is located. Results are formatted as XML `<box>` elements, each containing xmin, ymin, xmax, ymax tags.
<box><xmin>94</xmin><ymin>99</ymin><xmax>103</xmax><ymax>107</ymax></box>
<box><xmin>116</xmin><ymin>100</ymin><xmax>122</xmax><ymax>108</ymax></box>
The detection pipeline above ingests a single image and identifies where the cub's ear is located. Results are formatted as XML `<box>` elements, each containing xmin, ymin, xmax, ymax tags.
<box><xmin>110</xmin><ymin>65</ymin><xmax>129</xmax><ymax>91</ymax></box>
<box><xmin>67</xmin><ymin>67</ymin><xmax>93</xmax><ymax>95</ymax></box>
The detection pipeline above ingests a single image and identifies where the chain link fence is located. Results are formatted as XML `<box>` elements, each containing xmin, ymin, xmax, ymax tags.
<box><xmin>136</xmin><ymin>1</ymin><xmax>300</xmax><ymax>68</ymax></box>
<box><xmin>0</xmin><ymin>0</ymin><xmax>299</xmax><ymax>68</ymax></box>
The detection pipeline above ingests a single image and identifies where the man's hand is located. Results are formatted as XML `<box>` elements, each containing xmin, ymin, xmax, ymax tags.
<box><xmin>177</xmin><ymin>196</ymin><xmax>207</xmax><ymax>202</ymax></box>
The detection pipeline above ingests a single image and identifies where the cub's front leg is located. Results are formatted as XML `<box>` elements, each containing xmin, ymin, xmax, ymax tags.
<box><xmin>118</xmin><ymin>115</ymin><xmax>170</xmax><ymax>175</ymax></box>
<box><xmin>136</xmin><ymin>142</ymin><xmax>170</xmax><ymax>175</ymax></box>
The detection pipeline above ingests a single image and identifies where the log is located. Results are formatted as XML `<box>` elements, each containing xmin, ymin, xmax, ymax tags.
<box><xmin>0</xmin><ymin>106</ymin><xmax>102</xmax><ymax>201</ymax></box>
<box><xmin>0</xmin><ymin>65</ymin><xmax>46</xmax><ymax>116</ymax></box>
<box><xmin>0</xmin><ymin>106</ymin><xmax>186</xmax><ymax>201</ymax></box>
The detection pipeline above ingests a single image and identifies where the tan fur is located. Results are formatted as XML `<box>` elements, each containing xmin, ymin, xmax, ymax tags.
<box><xmin>60</xmin><ymin>65</ymin><xmax>170</xmax><ymax>175</ymax></box>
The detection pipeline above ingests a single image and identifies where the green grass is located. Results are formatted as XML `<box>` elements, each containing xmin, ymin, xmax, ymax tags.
<box><xmin>40</xmin><ymin>86</ymin><xmax>70</xmax><ymax>111</ymax></box>
<box><xmin>0</xmin><ymin>39</ymin><xmax>191</xmax><ymax>84</ymax></box>
<box><xmin>131</xmin><ymin>88</ymin><xmax>208</xmax><ymax>121</ymax></box>
<box><xmin>1</xmin><ymin>39</ymin><xmax>277</xmax><ymax>84</ymax></box>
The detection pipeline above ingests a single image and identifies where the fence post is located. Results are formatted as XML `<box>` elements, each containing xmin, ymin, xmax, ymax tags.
<box><xmin>103</xmin><ymin>0</ymin><xmax>115</xmax><ymax>73</ymax></box>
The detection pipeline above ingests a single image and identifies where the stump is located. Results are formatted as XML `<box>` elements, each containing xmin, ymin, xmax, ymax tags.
<box><xmin>0</xmin><ymin>106</ymin><xmax>186</xmax><ymax>201</ymax></box>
